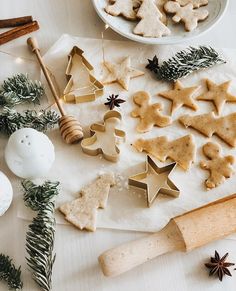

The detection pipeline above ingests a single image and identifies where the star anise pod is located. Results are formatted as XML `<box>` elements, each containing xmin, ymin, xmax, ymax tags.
<box><xmin>205</xmin><ymin>251</ymin><xmax>235</xmax><ymax>281</ymax></box>
<box><xmin>146</xmin><ymin>55</ymin><xmax>159</xmax><ymax>72</ymax></box>
<box><xmin>104</xmin><ymin>94</ymin><xmax>125</xmax><ymax>110</ymax></box>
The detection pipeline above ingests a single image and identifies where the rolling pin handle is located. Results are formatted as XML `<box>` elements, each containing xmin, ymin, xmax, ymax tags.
<box><xmin>98</xmin><ymin>220</ymin><xmax>184</xmax><ymax>277</ymax></box>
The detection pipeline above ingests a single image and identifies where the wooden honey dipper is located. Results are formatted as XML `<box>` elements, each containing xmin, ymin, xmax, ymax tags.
<box><xmin>27</xmin><ymin>37</ymin><xmax>84</xmax><ymax>144</ymax></box>
<box><xmin>99</xmin><ymin>194</ymin><xmax>236</xmax><ymax>277</ymax></box>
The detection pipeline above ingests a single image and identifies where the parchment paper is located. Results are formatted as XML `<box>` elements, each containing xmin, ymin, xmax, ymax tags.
<box><xmin>15</xmin><ymin>34</ymin><xmax>236</xmax><ymax>234</ymax></box>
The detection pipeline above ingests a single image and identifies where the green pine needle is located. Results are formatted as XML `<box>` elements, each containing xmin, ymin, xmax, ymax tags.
<box><xmin>26</xmin><ymin>210</ymin><xmax>56</xmax><ymax>291</ymax></box>
<box><xmin>23</xmin><ymin>180</ymin><xmax>59</xmax><ymax>291</ymax></box>
<box><xmin>0</xmin><ymin>254</ymin><xmax>23</xmax><ymax>290</ymax></box>
<box><xmin>22</xmin><ymin>180</ymin><xmax>60</xmax><ymax>212</ymax></box>
<box><xmin>0</xmin><ymin>74</ymin><xmax>44</xmax><ymax>107</ymax></box>
<box><xmin>146</xmin><ymin>46</ymin><xmax>226</xmax><ymax>82</ymax></box>
<box><xmin>0</xmin><ymin>107</ymin><xmax>59</xmax><ymax>136</ymax></box>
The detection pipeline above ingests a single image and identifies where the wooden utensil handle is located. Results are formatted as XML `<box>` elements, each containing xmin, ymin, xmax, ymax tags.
<box><xmin>98</xmin><ymin>220</ymin><xmax>185</xmax><ymax>277</ymax></box>
<box><xmin>27</xmin><ymin>35</ymin><xmax>39</xmax><ymax>52</ymax></box>
<box><xmin>27</xmin><ymin>37</ymin><xmax>65</xmax><ymax>116</ymax></box>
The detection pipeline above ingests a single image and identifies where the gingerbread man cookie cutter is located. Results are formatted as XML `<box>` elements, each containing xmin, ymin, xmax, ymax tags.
<box><xmin>81</xmin><ymin>110</ymin><xmax>126</xmax><ymax>162</ymax></box>
<box><xmin>63</xmin><ymin>46</ymin><xmax>104</xmax><ymax>103</ymax></box>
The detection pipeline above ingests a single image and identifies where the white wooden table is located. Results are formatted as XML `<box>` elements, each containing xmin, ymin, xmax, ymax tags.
<box><xmin>0</xmin><ymin>1</ymin><xmax>236</xmax><ymax>290</ymax></box>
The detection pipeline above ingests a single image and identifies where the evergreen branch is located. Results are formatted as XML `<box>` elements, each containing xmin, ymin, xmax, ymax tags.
<box><xmin>26</xmin><ymin>210</ymin><xmax>56</xmax><ymax>291</ymax></box>
<box><xmin>0</xmin><ymin>74</ymin><xmax>44</xmax><ymax>107</ymax></box>
<box><xmin>22</xmin><ymin>180</ymin><xmax>60</xmax><ymax>212</ymax></box>
<box><xmin>23</xmin><ymin>180</ymin><xmax>59</xmax><ymax>291</ymax></box>
<box><xmin>0</xmin><ymin>254</ymin><xmax>23</xmax><ymax>290</ymax></box>
<box><xmin>146</xmin><ymin>46</ymin><xmax>226</xmax><ymax>82</ymax></box>
<box><xmin>0</xmin><ymin>107</ymin><xmax>59</xmax><ymax>136</ymax></box>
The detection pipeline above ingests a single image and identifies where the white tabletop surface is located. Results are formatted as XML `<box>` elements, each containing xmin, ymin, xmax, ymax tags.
<box><xmin>0</xmin><ymin>1</ymin><xmax>236</xmax><ymax>290</ymax></box>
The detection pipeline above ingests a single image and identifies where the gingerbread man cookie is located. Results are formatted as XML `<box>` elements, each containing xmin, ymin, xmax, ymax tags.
<box><xmin>164</xmin><ymin>1</ymin><xmax>209</xmax><ymax>31</ymax></box>
<box><xmin>175</xmin><ymin>0</ymin><xmax>208</xmax><ymax>8</ymax></box>
<box><xmin>200</xmin><ymin>142</ymin><xmax>235</xmax><ymax>189</ymax></box>
<box><xmin>131</xmin><ymin>91</ymin><xmax>172</xmax><ymax>133</ymax></box>
<box><xmin>105</xmin><ymin>0</ymin><xmax>140</xmax><ymax>20</ymax></box>
<box><xmin>133</xmin><ymin>0</ymin><xmax>171</xmax><ymax>38</ymax></box>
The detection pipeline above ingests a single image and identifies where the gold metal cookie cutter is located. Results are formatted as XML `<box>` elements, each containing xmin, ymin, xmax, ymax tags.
<box><xmin>128</xmin><ymin>155</ymin><xmax>180</xmax><ymax>207</ymax></box>
<box><xmin>81</xmin><ymin>110</ymin><xmax>126</xmax><ymax>162</ymax></box>
<box><xmin>63</xmin><ymin>46</ymin><xmax>104</xmax><ymax>103</ymax></box>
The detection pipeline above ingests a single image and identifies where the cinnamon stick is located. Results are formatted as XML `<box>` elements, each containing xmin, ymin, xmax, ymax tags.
<box><xmin>0</xmin><ymin>21</ymin><xmax>39</xmax><ymax>45</ymax></box>
<box><xmin>0</xmin><ymin>16</ymin><xmax>33</xmax><ymax>28</ymax></box>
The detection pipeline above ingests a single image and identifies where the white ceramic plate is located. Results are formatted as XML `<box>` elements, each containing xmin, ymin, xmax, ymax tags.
<box><xmin>92</xmin><ymin>0</ymin><xmax>228</xmax><ymax>45</ymax></box>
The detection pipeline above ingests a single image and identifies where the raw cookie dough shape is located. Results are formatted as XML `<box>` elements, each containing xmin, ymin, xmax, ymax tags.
<box><xmin>175</xmin><ymin>0</ymin><xmax>208</xmax><ymax>8</ymax></box>
<box><xmin>105</xmin><ymin>0</ymin><xmax>140</xmax><ymax>20</ymax></box>
<box><xmin>158</xmin><ymin>80</ymin><xmax>199</xmax><ymax>114</ymax></box>
<box><xmin>81</xmin><ymin>110</ymin><xmax>126</xmax><ymax>162</ymax></box>
<box><xmin>155</xmin><ymin>0</ymin><xmax>168</xmax><ymax>24</ymax></box>
<box><xmin>59</xmin><ymin>173</ymin><xmax>116</xmax><ymax>231</ymax></box>
<box><xmin>133</xmin><ymin>134</ymin><xmax>196</xmax><ymax>170</ymax></box>
<box><xmin>102</xmin><ymin>57</ymin><xmax>144</xmax><ymax>91</ymax></box>
<box><xmin>164</xmin><ymin>1</ymin><xmax>209</xmax><ymax>31</ymax></box>
<box><xmin>63</xmin><ymin>46</ymin><xmax>104</xmax><ymax>103</ymax></box>
<box><xmin>129</xmin><ymin>155</ymin><xmax>179</xmax><ymax>207</ymax></box>
<box><xmin>196</xmin><ymin>79</ymin><xmax>236</xmax><ymax>115</ymax></box>
<box><xmin>133</xmin><ymin>0</ymin><xmax>171</xmax><ymax>38</ymax></box>
<box><xmin>200</xmin><ymin>142</ymin><xmax>235</xmax><ymax>189</ymax></box>
<box><xmin>131</xmin><ymin>91</ymin><xmax>172</xmax><ymax>133</ymax></box>
<box><xmin>179</xmin><ymin>112</ymin><xmax>236</xmax><ymax>147</ymax></box>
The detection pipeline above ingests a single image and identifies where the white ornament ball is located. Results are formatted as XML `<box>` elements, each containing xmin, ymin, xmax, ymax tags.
<box><xmin>5</xmin><ymin>128</ymin><xmax>55</xmax><ymax>179</ymax></box>
<box><xmin>0</xmin><ymin>171</ymin><xmax>13</xmax><ymax>216</ymax></box>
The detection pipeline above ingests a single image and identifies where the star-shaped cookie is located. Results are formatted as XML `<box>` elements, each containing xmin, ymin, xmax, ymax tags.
<box><xmin>102</xmin><ymin>57</ymin><xmax>144</xmax><ymax>90</ymax></box>
<box><xmin>196</xmin><ymin>79</ymin><xmax>236</xmax><ymax>115</ymax></box>
<box><xmin>128</xmin><ymin>155</ymin><xmax>179</xmax><ymax>207</ymax></box>
<box><xmin>158</xmin><ymin>80</ymin><xmax>199</xmax><ymax>114</ymax></box>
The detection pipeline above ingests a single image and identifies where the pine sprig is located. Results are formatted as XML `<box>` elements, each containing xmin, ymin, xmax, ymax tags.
<box><xmin>26</xmin><ymin>210</ymin><xmax>56</xmax><ymax>291</ymax></box>
<box><xmin>0</xmin><ymin>107</ymin><xmax>59</xmax><ymax>136</ymax></box>
<box><xmin>23</xmin><ymin>180</ymin><xmax>59</xmax><ymax>291</ymax></box>
<box><xmin>0</xmin><ymin>254</ymin><xmax>23</xmax><ymax>290</ymax></box>
<box><xmin>0</xmin><ymin>74</ymin><xmax>44</xmax><ymax>107</ymax></box>
<box><xmin>22</xmin><ymin>180</ymin><xmax>60</xmax><ymax>212</ymax></box>
<box><xmin>146</xmin><ymin>46</ymin><xmax>226</xmax><ymax>82</ymax></box>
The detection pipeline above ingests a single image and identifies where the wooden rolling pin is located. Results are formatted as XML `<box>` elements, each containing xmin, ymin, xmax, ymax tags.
<box><xmin>99</xmin><ymin>194</ymin><xmax>236</xmax><ymax>277</ymax></box>
<box><xmin>27</xmin><ymin>37</ymin><xmax>84</xmax><ymax>144</ymax></box>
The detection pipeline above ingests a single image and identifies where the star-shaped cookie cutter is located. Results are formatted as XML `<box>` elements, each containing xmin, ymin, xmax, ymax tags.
<box><xmin>81</xmin><ymin>110</ymin><xmax>126</xmax><ymax>162</ymax></box>
<box><xmin>63</xmin><ymin>46</ymin><xmax>104</xmax><ymax>103</ymax></box>
<box><xmin>128</xmin><ymin>155</ymin><xmax>180</xmax><ymax>207</ymax></box>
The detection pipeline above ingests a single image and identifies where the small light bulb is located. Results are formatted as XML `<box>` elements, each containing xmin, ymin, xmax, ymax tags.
<box><xmin>15</xmin><ymin>57</ymin><xmax>23</xmax><ymax>64</ymax></box>
<box><xmin>105</xmin><ymin>24</ymin><xmax>109</xmax><ymax>30</ymax></box>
